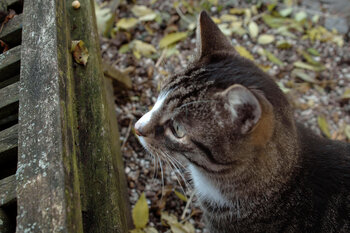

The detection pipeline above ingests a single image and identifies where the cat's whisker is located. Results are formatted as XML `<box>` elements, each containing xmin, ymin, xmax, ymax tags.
<box><xmin>166</xmin><ymin>155</ymin><xmax>191</xmax><ymax>190</ymax></box>
<box><xmin>158</xmin><ymin>153</ymin><xmax>165</xmax><ymax>200</ymax></box>
<box><xmin>162</xmin><ymin>156</ymin><xmax>187</xmax><ymax>196</ymax></box>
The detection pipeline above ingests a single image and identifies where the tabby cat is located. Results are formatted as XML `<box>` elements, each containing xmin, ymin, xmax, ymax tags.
<box><xmin>134</xmin><ymin>11</ymin><xmax>350</xmax><ymax>233</ymax></box>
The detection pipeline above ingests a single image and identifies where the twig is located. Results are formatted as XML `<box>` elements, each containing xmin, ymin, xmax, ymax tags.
<box><xmin>175</xmin><ymin>6</ymin><xmax>193</xmax><ymax>25</ymax></box>
<box><xmin>155</xmin><ymin>48</ymin><xmax>167</xmax><ymax>68</ymax></box>
<box><xmin>121</xmin><ymin>120</ymin><xmax>133</xmax><ymax>151</ymax></box>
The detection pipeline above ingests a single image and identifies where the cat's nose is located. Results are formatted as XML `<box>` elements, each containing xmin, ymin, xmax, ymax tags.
<box><xmin>134</xmin><ymin>120</ymin><xmax>146</xmax><ymax>137</ymax></box>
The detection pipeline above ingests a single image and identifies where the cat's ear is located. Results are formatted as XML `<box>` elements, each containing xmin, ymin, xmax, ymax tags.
<box><xmin>196</xmin><ymin>11</ymin><xmax>234</xmax><ymax>58</ymax></box>
<box><xmin>217</xmin><ymin>84</ymin><xmax>262</xmax><ymax>134</ymax></box>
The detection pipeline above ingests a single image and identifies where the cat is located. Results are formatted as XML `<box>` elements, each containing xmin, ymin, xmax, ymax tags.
<box><xmin>134</xmin><ymin>11</ymin><xmax>350</xmax><ymax>233</ymax></box>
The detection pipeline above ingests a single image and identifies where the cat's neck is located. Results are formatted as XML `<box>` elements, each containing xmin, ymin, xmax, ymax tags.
<box><xmin>190</xmin><ymin>120</ymin><xmax>301</xmax><ymax>218</ymax></box>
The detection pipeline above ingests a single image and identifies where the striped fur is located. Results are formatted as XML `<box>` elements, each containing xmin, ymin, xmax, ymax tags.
<box><xmin>134</xmin><ymin>11</ymin><xmax>350</xmax><ymax>232</ymax></box>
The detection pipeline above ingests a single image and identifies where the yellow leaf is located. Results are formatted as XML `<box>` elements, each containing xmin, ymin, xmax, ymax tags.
<box><xmin>264</xmin><ymin>50</ymin><xmax>284</xmax><ymax>66</ymax></box>
<box><xmin>248</xmin><ymin>21</ymin><xmax>259</xmax><ymax>38</ymax></box>
<box><xmin>229</xmin><ymin>8</ymin><xmax>246</xmax><ymax>15</ymax></box>
<box><xmin>234</xmin><ymin>45</ymin><xmax>254</xmax><ymax>61</ymax></box>
<box><xmin>144</xmin><ymin>227</ymin><xmax>158</xmax><ymax>233</ymax></box>
<box><xmin>132</xmin><ymin>192</ymin><xmax>149</xmax><ymax>229</ymax></box>
<box><xmin>159</xmin><ymin>32</ymin><xmax>187</xmax><ymax>48</ymax></box>
<box><xmin>293</xmin><ymin>61</ymin><xmax>325</xmax><ymax>72</ymax></box>
<box><xmin>174</xmin><ymin>190</ymin><xmax>187</xmax><ymax>202</ymax></box>
<box><xmin>291</xmin><ymin>69</ymin><xmax>317</xmax><ymax>83</ymax></box>
<box><xmin>182</xmin><ymin>221</ymin><xmax>195</xmax><ymax>233</ymax></box>
<box><xmin>71</xmin><ymin>40</ymin><xmax>89</xmax><ymax>66</ymax></box>
<box><xmin>95</xmin><ymin>3</ymin><xmax>114</xmax><ymax>36</ymax></box>
<box><xmin>220</xmin><ymin>14</ymin><xmax>237</xmax><ymax>22</ymax></box>
<box><xmin>342</xmin><ymin>88</ymin><xmax>350</xmax><ymax>99</ymax></box>
<box><xmin>257</xmin><ymin>34</ymin><xmax>275</xmax><ymax>44</ymax></box>
<box><xmin>161</xmin><ymin>212</ymin><xmax>178</xmax><ymax>226</ymax></box>
<box><xmin>133</xmin><ymin>40</ymin><xmax>156</xmax><ymax>57</ymax></box>
<box><xmin>117</xmin><ymin>18</ymin><xmax>138</xmax><ymax>30</ymax></box>
<box><xmin>317</xmin><ymin>116</ymin><xmax>331</xmax><ymax>138</ymax></box>
<box><xmin>131</xmin><ymin>5</ymin><xmax>154</xmax><ymax>17</ymax></box>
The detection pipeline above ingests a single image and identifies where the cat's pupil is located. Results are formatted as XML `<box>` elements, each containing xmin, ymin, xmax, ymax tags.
<box><xmin>172</xmin><ymin>121</ymin><xmax>185</xmax><ymax>138</ymax></box>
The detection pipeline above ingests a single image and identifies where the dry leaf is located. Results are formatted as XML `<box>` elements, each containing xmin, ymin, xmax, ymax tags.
<box><xmin>248</xmin><ymin>21</ymin><xmax>259</xmax><ymax>38</ymax></box>
<box><xmin>144</xmin><ymin>227</ymin><xmax>158</xmax><ymax>233</ymax></box>
<box><xmin>174</xmin><ymin>190</ymin><xmax>187</xmax><ymax>202</ymax></box>
<box><xmin>117</xmin><ymin>18</ymin><xmax>138</xmax><ymax>30</ymax></box>
<box><xmin>291</xmin><ymin>69</ymin><xmax>317</xmax><ymax>83</ymax></box>
<box><xmin>293</xmin><ymin>61</ymin><xmax>325</xmax><ymax>72</ymax></box>
<box><xmin>132</xmin><ymin>192</ymin><xmax>149</xmax><ymax>229</ymax></box>
<box><xmin>133</xmin><ymin>40</ymin><xmax>156</xmax><ymax>57</ymax></box>
<box><xmin>159</xmin><ymin>32</ymin><xmax>187</xmax><ymax>48</ymax></box>
<box><xmin>71</xmin><ymin>40</ymin><xmax>89</xmax><ymax>66</ymax></box>
<box><xmin>317</xmin><ymin>116</ymin><xmax>331</xmax><ymax>138</ymax></box>
<box><xmin>234</xmin><ymin>45</ymin><xmax>254</xmax><ymax>61</ymax></box>
<box><xmin>95</xmin><ymin>3</ymin><xmax>114</xmax><ymax>36</ymax></box>
<box><xmin>264</xmin><ymin>50</ymin><xmax>284</xmax><ymax>66</ymax></box>
<box><xmin>257</xmin><ymin>34</ymin><xmax>275</xmax><ymax>44</ymax></box>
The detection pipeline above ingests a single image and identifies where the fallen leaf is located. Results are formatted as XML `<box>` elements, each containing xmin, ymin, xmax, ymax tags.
<box><xmin>131</xmin><ymin>5</ymin><xmax>157</xmax><ymax>21</ymax></box>
<box><xmin>342</xmin><ymin>89</ymin><xmax>350</xmax><ymax>99</ymax></box>
<box><xmin>257</xmin><ymin>34</ymin><xmax>275</xmax><ymax>44</ymax></box>
<box><xmin>279</xmin><ymin>7</ymin><xmax>293</xmax><ymax>17</ymax></box>
<box><xmin>229</xmin><ymin>8</ymin><xmax>246</xmax><ymax>15</ymax></box>
<box><xmin>248</xmin><ymin>21</ymin><xmax>259</xmax><ymax>38</ymax></box>
<box><xmin>291</xmin><ymin>69</ymin><xmax>317</xmax><ymax>83</ymax></box>
<box><xmin>295</xmin><ymin>11</ymin><xmax>307</xmax><ymax>22</ymax></box>
<box><xmin>276</xmin><ymin>41</ymin><xmax>292</xmax><ymax>49</ymax></box>
<box><xmin>132</xmin><ymin>192</ymin><xmax>149</xmax><ymax>229</ymax></box>
<box><xmin>307</xmin><ymin>48</ymin><xmax>320</xmax><ymax>56</ymax></box>
<box><xmin>220</xmin><ymin>14</ymin><xmax>237</xmax><ymax>22</ymax></box>
<box><xmin>159</xmin><ymin>32</ymin><xmax>187</xmax><ymax>48</ymax></box>
<box><xmin>161</xmin><ymin>212</ymin><xmax>178</xmax><ymax>226</ymax></box>
<box><xmin>144</xmin><ymin>227</ymin><xmax>158</xmax><ymax>233</ymax></box>
<box><xmin>133</xmin><ymin>40</ymin><xmax>157</xmax><ymax>57</ymax></box>
<box><xmin>264</xmin><ymin>50</ymin><xmax>284</xmax><ymax>66</ymax></box>
<box><xmin>234</xmin><ymin>45</ymin><xmax>254</xmax><ymax>61</ymax></box>
<box><xmin>300</xmin><ymin>50</ymin><xmax>322</xmax><ymax>66</ymax></box>
<box><xmin>95</xmin><ymin>3</ymin><xmax>114</xmax><ymax>37</ymax></box>
<box><xmin>71</xmin><ymin>40</ymin><xmax>89</xmax><ymax>66</ymax></box>
<box><xmin>174</xmin><ymin>190</ymin><xmax>187</xmax><ymax>202</ymax></box>
<box><xmin>293</xmin><ymin>61</ymin><xmax>325</xmax><ymax>72</ymax></box>
<box><xmin>317</xmin><ymin>116</ymin><xmax>331</xmax><ymax>138</ymax></box>
<box><xmin>116</xmin><ymin>18</ymin><xmax>138</xmax><ymax>30</ymax></box>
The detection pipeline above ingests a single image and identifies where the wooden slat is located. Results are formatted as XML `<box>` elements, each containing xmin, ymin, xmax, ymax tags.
<box><xmin>0</xmin><ymin>175</ymin><xmax>16</xmax><ymax>206</ymax></box>
<box><xmin>0</xmin><ymin>14</ymin><xmax>22</xmax><ymax>46</ymax></box>
<box><xmin>0</xmin><ymin>82</ymin><xmax>19</xmax><ymax>110</ymax></box>
<box><xmin>0</xmin><ymin>46</ymin><xmax>21</xmax><ymax>82</ymax></box>
<box><xmin>0</xmin><ymin>124</ymin><xmax>18</xmax><ymax>155</ymax></box>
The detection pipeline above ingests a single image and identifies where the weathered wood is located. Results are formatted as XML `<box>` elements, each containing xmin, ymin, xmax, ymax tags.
<box><xmin>0</xmin><ymin>124</ymin><xmax>17</xmax><ymax>155</ymax></box>
<box><xmin>0</xmin><ymin>175</ymin><xmax>16</xmax><ymax>206</ymax></box>
<box><xmin>0</xmin><ymin>14</ymin><xmax>22</xmax><ymax>46</ymax></box>
<box><xmin>69</xmin><ymin>0</ymin><xmax>131</xmax><ymax>231</ymax></box>
<box><xmin>17</xmin><ymin>1</ymin><xmax>83</xmax><ymax>232</ymax></box>
<box><xmin>0</xmin><ymin>46</ymin><xmax>20</xmax><ymax>82</ymax></box>
<box><xmin>0</xmin><ymin>82</ymin><xmax>19</xmax><ymax>110</ymax></box>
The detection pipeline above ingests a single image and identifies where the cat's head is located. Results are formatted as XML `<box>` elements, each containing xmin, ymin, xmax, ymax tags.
<box><xmin>134</xmin><ymin>11</ymin><xmax>294</xmax><ymax>174</ymax></box>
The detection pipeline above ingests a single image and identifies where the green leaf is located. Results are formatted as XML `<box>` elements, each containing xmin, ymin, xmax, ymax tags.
<box><xmin>159</xmin><ymin>32</ymin><xmax>188</xmax><ymax>48</ymax></box>
<box><xmin>257</xmin><ymin>34</ymin><xmax>275</xmax><ymax>44</ymax></box>
<box><xmin>264</xmin><ymin>50</ymin><xmax>284</xmax><ymax>66</ymax></box>
<box><xmin>174</xmin><ymin>190</ymin><xmax>188</xmax><ymax>202</ymax></box>
<box><xmin>133</xmin><ymin>40</ymin><xmax>157</xmax><ymax>57</ymax></box>
<box><xmin>279</xmin><ymin>7</ymin><xmax>293</xmax><ymax>17</ymax></box>
<box><xmin>116</xmin><ymin>18</ymin><xmax>138</xmax><ymax>30</ymax></box>
<box><xmin>234</xmin><ymin>45</ymin><xmax>254</xmax><ymax>61</ymax></box>
<box><xmin>132</xmin><ymin>192</ymin><xmax>149</xmax><ymax>229</ymax></box>
<box><xmin>118</xmin><ymin>43</ymin><xmax>130</xmax><ymax>54</ymax></box>
<box><xmin>307</xmin><ymin>48</ymin><xmax>320</xmax><ymax>56</ymax></box>
<box><xmin>301</xmin><ymin>50</ymin><xmax>322</xmax><ymax>66</ymax></box>
<box><xmin>291</xmin><ymin>69</ymin><xmax>317</xmax><ymax>83</ymax></box>
<box><xmin>248</xmin><ymin>21</ymin><xmax>259</xmax><ymax>38</ymax></box>
<box><xmin>293</xmin><ymin>61</ymin><xmax>325</xmax><ymax>72</ymax></box>
<box><xmin>295</xmin><ymin>11</ymin><xmax>307</xmax><ymax>22</ymax></box>
<box><xmin>131</xmin><ymin>5</ymin><xmax>157</xmax><ymax>22</ymax></box>
<box><xmin>317</xmin><ymin>116</ymin><xmax>331</xmax><ymax>138</ymax></box>
<box><xmin>276</xmin><ymin>40</ymin><xmax>292</xmax><ymax>49</ymax></box>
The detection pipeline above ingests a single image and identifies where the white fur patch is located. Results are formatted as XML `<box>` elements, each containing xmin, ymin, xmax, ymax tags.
<box><xmin>189</xmin><ymin>165</ymin><xmax>229</xmax><ymax>207</ymax></box>
<box><xmin>135</xmin><ymin>92</ymin><xmax>168</xmax><ymax>130</ymax></box>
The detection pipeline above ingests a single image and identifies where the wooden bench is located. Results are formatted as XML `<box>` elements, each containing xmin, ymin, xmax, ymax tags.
<box><xmin>0</xmin><ymin>0</ymin><xmax>131</xmax><ymax>232</ymax></box>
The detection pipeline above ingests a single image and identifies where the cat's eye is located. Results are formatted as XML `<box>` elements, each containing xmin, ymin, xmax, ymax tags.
<box><xmin>171</xmin><ymin>121</ymin><xmax>186</xmax><ymax>138</ymax></box>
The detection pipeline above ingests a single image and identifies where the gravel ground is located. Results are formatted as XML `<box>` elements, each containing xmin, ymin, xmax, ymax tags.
<box><xmin>100</xmin><ymin>1</ymin><xmax>350</xmax><ymax>231</ymax></box>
